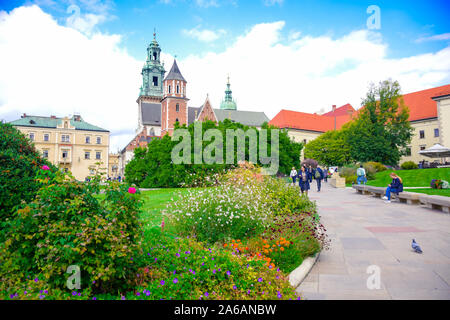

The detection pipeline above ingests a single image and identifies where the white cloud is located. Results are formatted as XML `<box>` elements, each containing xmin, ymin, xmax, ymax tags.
<box><xmin>177</xmin><ymin>21</ymin><xmax>450</xmax><ymax>119</ymax></box>
<box><xmin>0</xmin><ymin>5</ymin><xmax>141</xmax><ymax>152</ymax></box>
<box><xmin>264</xmin><ymin>0</ymin><xmax>283</xmax><ymax>6</ymax></box>
<box><xmin>195</xmin><ymin>0</ymin><xmax>219</xmax><ymax>8</ymax></box>
<box><xmin>1</xmin><ymin>6</ymin><xmax>450</xmax><ymax>154</ymax></box>
<box><xmin>182</xmin><ymin>26</ymin><xmax>226</xmax><ymax>42</ymax></box>
<box><xmin>416</xmin><ymin>32</ymin><xmax>450</xmax><ymax>43</ymax></box>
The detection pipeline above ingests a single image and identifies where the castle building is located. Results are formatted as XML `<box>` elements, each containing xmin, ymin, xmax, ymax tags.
<box><xmin>9</xmin><ymin>114</ymin><xmax>110</xmax><ymax>181</ymax></box>
<box><xmin>120</xmin><ymin>35</ymin><xmax>269</xmax><ymax>175</ymax></box>
<box><xmin>270</xmin><ymin>84</ymin><xmax>450</xmax><ymax>164</ymax></box>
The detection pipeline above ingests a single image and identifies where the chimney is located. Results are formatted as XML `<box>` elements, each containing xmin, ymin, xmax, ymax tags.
<box><xmin>332</xmin><ymin>105</ymin><xmax>337</xmax><ymax>130</ymax></box>
<box><xmin>51</xmin><ymin>115</ymin><xmax>56</xmax><ymax>119</ymax></box>
<box><xmin>22</xmin><ymin>113</ymin><xmax>27</xmax><ymax>118</ymax></box>
<box><xmin>332</xmin><ymin>105</ymin><xmax>336</xmax><ymax>112</ymax></box>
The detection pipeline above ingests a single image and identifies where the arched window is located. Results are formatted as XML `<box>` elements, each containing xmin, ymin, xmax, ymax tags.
<box><xmin>176</xmin><ymin>85</ymin><xmax>180</xmax><ymax>94</ymax></box>
<box><xmin>153</xmin><ymin>52</ymin><xmax>157</xmax><ymax>61</ymax></box>
<box><xmin>175</xmin><ymin>118</ymin><xmax>179</xmax><ymax>123</ymax></box>
<box><xmin>168</xmin><ymin>85</ymin><xmax>171</xmax><ymax>94</ymax></box>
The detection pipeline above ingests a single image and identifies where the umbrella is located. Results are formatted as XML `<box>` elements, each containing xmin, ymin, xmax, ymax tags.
<box><xmin>419</xmin><ymin>143</ymin><xmax>450</xmax><ymax>158</ymax></box>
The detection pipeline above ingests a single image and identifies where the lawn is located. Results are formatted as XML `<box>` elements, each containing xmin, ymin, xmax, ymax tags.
<box><xmin>405</xmin><ymin>188</ymin><xmax>450</xmax><ymax>197</ymax></box>
<box><xmin>366</xmin><ymin>168</ymin><xmax>450</xmax><ymax>187</ymax></box>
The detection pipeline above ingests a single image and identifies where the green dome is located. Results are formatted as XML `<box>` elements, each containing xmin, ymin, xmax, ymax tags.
<box><xmin>220</xmin><ymin>76</ymin><xmax>237</xmax><ymax>110</ymax></box>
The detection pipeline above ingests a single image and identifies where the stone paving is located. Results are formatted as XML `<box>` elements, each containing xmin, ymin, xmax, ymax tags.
<box><xmin>295</xmin><ymin>181</ymin><xmax>450</xmax><ymax>300</ymax></box>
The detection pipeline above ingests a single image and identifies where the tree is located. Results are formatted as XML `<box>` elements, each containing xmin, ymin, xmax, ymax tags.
<box><xmin>0</xmin><ymin>122</ymin><xmax>54</xmax><ymax>222</ymax></box>
<box><xmin>124</xmin><ymin>120</ymin><xmax>303</xmax><ymax>187</ymax></box>
<box><xmin>345</xmin><ymin>80</ymin><xmax>413</xmax><ymax>165</ymax></box>
<box><xmin>303</xmin><ymin>129</ymin><xmax>352</xmax><ymax>167</ymax></box>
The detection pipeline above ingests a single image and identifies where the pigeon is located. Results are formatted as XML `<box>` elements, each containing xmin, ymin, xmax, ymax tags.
<box><xmin>411</xmin><ymin>239</ymin><xmax>423</xmax><ymax>254</ymax></box>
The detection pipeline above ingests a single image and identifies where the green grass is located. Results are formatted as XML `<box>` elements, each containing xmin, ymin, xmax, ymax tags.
<box><xmin>366</xmin><ymin>168</ymin><xmax>450</xmax><ymax>187</ymax></box>
<box><xmin>140</xmin><ymin>188</ymin><xmax>191</xmax><ymax>231</ymax></box>
<box><xmin>405</xmin><ymin>188</ymin><xmax>450</xmax><ymax>197</ymax></box>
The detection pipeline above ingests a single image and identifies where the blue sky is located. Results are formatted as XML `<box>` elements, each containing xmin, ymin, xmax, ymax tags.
<box><xmin>2</xmin><ymin>0</ymin><xmax>449</xmax><ymax>60</ymax></box>
<box><xmin>0</xmin><ymin>0</ymin><xmax>449</xmax><ymax>151</ymax></box>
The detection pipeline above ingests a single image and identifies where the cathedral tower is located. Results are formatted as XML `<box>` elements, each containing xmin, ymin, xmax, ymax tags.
<box><xmin>161</xmin><ymin>59</ymin><xmax>189</xmax><ymax>136</ymax></box>
<box><xmin>138</xmin><ymin>32</ymin><xmax>165</xmax><ymax>102</ymax></box>
<box><xmin>220</xmin><ymin>75</ymin><xmax>237</xmax><ymax>110</ymax></box>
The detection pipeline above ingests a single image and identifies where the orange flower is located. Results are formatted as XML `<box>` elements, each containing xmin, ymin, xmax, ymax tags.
<box><xmin>224</xmin><ymin>243</ymin><xmax>228</xmax><ymax>247</ymax></box>
<box><xmin>280</xmin><ymin>247</ymin><xmax>285</xmax><ymax>251</ymax></box>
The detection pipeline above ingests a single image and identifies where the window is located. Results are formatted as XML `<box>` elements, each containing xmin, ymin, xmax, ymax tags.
<box><xmin>64</xmin><ymin>121</ymin><xmax>68</xmax><ymax>129</ymax></box>
<box><xmin>405</xmin><ymin>147</ymin><xmax>411</xmax><ymax>156</ymax></box>
<box><xmin>43</xmin><ymin>150</ymin><xmax>49</xmax><ymax>158</ymax></box>
<box><xmin>168</xmin><ymin>85</ymin><xmax>171</xmax><ymax>94</ymax></box>
<box><xmin>61</xmin><ymin>135</ymin><xmax>70</xmax><ymax>142</ymax></box>
<box><xmin>96</xmin><ymin>137</ymin><xmax>101</xmax><ymax>144</ymax></box>
<box><xmin>85</xmin><ymin>136</ymin><xmax>90</xmax><ymax>144</ymax></box>
<box><xmin>176</xmin><ymin>85</ymin><xmax>180</xmax><ymax>94</ymax></box>
<box><xmin>153</xmin><ymin>52</ymin><xmax>157</xmax><ymax>61</ymax></box>
<box><xmin>434</xmin><ymin>128</ymin><xmax>440</xmax><ymax>137</ymax></box>
<box><xmin>152</xmin><ymin>76</ymin><xmax>158</xmax><ymax>86</ymax></box>
<box><xmin>175</xmin><ymin>118</ymin><xmax>179</xmax><ymax>123</ymax></box>
<box><xmin>420</xmin><ymin>145</ymin><xmax>426</xmax><ymax>151</ymax></box>
<box><xmin>176</xmin><ymin>103</ymin><xmax>179</xmax><ymax>112</ymax></box>
<box><xmin>85</xmin><ymin>152</ymin><xmax>90</xmax><ymax>160</ymax></box>
<box><xmin>96</xmin><ymin>152</ymin><xmax>101</xmax><ymax>160</ymax></box>
<box><xmin>44</xmin><ymin>134</ymin><xmax>49</xmax><ymax>142</ymax></box>
<box><xmin>62</xmin><ymin>150</ymin><xmax>68</xmax><ymax>159</ymax></box>
<box><xmin>29</xmin><ymin>133</ymin><xmax>34</xmax><ymax>141</ymax></box>
<box><xmin>419</xmin><ymin>130</ymin><xmax>425</xmax><ymax>139</ymax></box>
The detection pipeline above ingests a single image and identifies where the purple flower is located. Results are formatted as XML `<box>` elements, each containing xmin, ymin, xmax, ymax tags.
<box><xmin>39</xmin><ymin>295</ymin><xmax>45</xmax><ymax>299</ymax></box>
<box><xmin>176</xmin><ymin>253</ymin><xmax>180</xmax><ymax>257</ymax></box>
<box><xmin>173</xmin><ymin>278</ymin><xmax>178</xmax><ymax>284</ymax></box>
<box><xmin>258</xmin><ymin>277</ymin><xmax>263</xmax><ymax>282</ymax></box>
<box><xmin>160</xmin><ymin>280</ymin><xmax>165</xmax><ymax>286</ymax></box>
<box><xmin>277</xmin><ymin>291</ymin><xmax>282</xmax><ymax>299</ymax></box>
<box><xmin>121</xmin><ymin>296</ymin><xmax>126</xmax><ymax>300</ymax></box>
<box><xmin>212</xmin><ymin>269</ymin><xmax>216</xmax><ymax>274</ymax></box>
<box><xmin>204</xmin><ymin>292</ymin><xmax>209</xmax><ymax>297</ymax></box>
<box><xmin>247</xmin><ymin>290</ymin><xmax>251</xmax><ymax>294</ymax></box>
<box><xmin>34</xmin><ymin>278</ymin><xmax>39</xmax><ymax>282</ymax></box>
<box><xmin>233</xmin><ymin>285</ymin><xmax>237</xmax><ymax>290</ymax></box>
<box><xmin>136</xmin><ymin>292</ymin><xmax>140</xmax><ymax>296</ymax></box>
<box><xmin>44</xmin><ymin>290</ymin><xmax>48</xmax><ymax>294</ymax></box>
<box><xmin>92</xmin><ymin>297</ymin><xmax>97</xmax><ymax>300</ymax></box>
<box><xmin>155</xmin><ymin>258</ymin><xmax>158</xmax><ymax>262</ymax></box>
<box><xmin>146</xmin><ymin>291</ymin><xmax>151</xmax><ymax>296</ymax></box>
<box><xmin>226</xmin><ymin>271</ymin><xmax>231</xmax><ymax>276</ymax></box>
<box><xmin>72</xmin><ymin>291</ymin><xmax>77</xmax><ymax>296</ymax></box>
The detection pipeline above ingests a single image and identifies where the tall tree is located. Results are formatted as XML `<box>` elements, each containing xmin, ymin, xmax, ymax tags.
<box><xmin>345</xmin><ymin>80</ymin><xmax>413</xmax><ymax>165</ymax></box>
<box><xmin>303</xmin><ymin>129</ymin><xmax>351</xmax><ymax>166</ymax></box>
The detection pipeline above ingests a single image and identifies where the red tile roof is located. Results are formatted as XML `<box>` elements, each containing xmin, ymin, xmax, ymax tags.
<box><xmin>269</xmin><ymin>107</ymin><xmax>353</xmax><ymax>132</ymax></box>
<box><xmin>269</xmin><ymin>84</ymin><xmax>450</xmax><ymax>131</ymax></box>
<box><xmin>322</xmin><ymin>103</ymin><xmax>355</xmax><ymax>117</ymax></box>
<box><xmin>401</xmin><ymin>84</ymin><xmax>450</xmax><ymax>122</ymax></box>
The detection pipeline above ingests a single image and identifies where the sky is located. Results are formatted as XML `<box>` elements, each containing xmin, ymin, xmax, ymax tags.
<box><xmin>0</xmin><ymin>0</ymin><xmax>449</xmax><ymax>152</ymax></box>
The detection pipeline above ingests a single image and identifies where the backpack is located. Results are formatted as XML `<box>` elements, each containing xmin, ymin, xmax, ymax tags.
<box><xmin>315</xmin><ymin>170</ymin><xmax>321</xmax><ymax>179</ymax></box>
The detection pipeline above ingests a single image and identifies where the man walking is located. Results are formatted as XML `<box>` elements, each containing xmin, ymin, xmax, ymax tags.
<box><xmin>315</xmin><ymin>166</ymin><xmax>324</xmax><ymax>192</ymax></box>
<box><xmin>356</xmin><ymin>165</ymin><xmax>366</xmax><ymax>185</ymax></box>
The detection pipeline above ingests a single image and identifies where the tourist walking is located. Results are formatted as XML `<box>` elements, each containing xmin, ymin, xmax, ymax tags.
<box><xmin>323</xmin><ymin>167</ymin><xmax>328</xmax><ymax>182</ymax></box>
<box><xmin>298</xmin><ymin>166</ymin><xmax>311</xmax><ymax>196</ymax></box>
<box><xmin>314</xmin><ymin>166</ymin><xmax>324</xmax><ymax>192</ymax></box>
<box><xmin>382</xmin><ymin>172</ymin><xmax>403</xmax><ymax>203</ymax></box>
<box><xmin>356</xmin><ymin>164</ymin><xmax>367</xmax><ymax>185</ymax></box>
<box><xmin>308</xmin><ymin>165</ymin><xmax>313</xmax><ymax>183</ymax></box>
<box><xmin>290</xmin><ymin>167</ymin><xmax>298</xmax><ymax>185</ymax></box>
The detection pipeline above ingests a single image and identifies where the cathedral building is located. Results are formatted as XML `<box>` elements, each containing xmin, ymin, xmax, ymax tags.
<box><xmin>119</xmin><ymin>34</ymin><xmax>269</xmax><ymax>175</ymax></box>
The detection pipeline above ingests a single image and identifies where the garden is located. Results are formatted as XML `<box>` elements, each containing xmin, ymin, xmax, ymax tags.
<box><xmin>0</xmin><ymin>123</ymin><xmax>327</xmax><ymax>300</ymax></box>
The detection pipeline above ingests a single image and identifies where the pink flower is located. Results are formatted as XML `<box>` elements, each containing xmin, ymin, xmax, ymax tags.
<box><xmin>42</xmin><ymin>165</ymin><xmax>50</xmax><ymax>170</ymax></box>
<box><xmin>128</xmin><ymin>187</ymin><xmax>136</xmax><ymax>194</ymax></box>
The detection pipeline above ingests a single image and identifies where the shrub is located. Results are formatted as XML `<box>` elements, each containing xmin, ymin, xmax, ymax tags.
<box><xmin>0</xmin><ymin>168</ymin><xmax>143</xmax><ymax>295</ymax></box>
<box><xmin>365</xmin><ymin>161</ymin><xmax>387</xmax><ymax>172</ymax></box>
<box><xmin>401</xmin><ymin>161</ymin><xmax>418</xmax><ymax>170</ymax></box>
<box><xmin>0</xmin><ymin>122</ymin><xmax>53</xmax><ymax>222</ymax></box>
<box><xmin>362</xmin><ymin>163</ymin><xmax>376</xmax><ymax>180</ymax></box>
<box><xmin>431</xmin><ymin>179</ymin><xmax>443</xmax><ymax>189</ymax></box>
<box><xmin>345</xmin><ymin>175</ymin><xmax>357</xmax><ymax>184</ymax></box>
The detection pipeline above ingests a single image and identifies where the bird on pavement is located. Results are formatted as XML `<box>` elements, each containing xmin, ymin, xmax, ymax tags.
<box><xmin>411</xmin><ymin>239</ymin><xmax>423</xmax><ymax>254</ymax></box>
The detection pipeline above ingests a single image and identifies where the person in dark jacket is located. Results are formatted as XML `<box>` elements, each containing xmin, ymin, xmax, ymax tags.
<box><xmin>308</xmin><ymin>165</ymin><xmax>313</xmax><ymax>183</ymax></box>
<box><xmin>314</xmin><ymin>166</ymin><xmax>324</xmax><ymax>192</ymax></box>
<box><xmin>382</xmin><ymin>172</ymin><xmax>403</xmax><ymax>203</ymax></box>
<box><xmin>298</xmin><ymin>165</ymin><xmax>311</xmax><ymax>195</ymax></box>
<box><xmin>323</xmin><ymin>167</ymin><xmax>328</xmax><ymax>183</ymax></box>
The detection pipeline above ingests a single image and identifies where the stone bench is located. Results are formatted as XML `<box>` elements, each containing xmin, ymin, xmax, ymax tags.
<box><xmin>397</xmin><ymin>192</ymin><xmax>421</xmax><ymax>205</ymax></box>
<box><xmin>418</xmin><ymin>194</ymin><xmax>450</xmax><ymax>213</ymax></box>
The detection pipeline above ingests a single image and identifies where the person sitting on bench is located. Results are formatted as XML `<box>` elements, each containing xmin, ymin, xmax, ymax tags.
<box><xmin>382</xmin><ymin>172</ymin><xmax>403</xmax><ymax>203</ymax></box>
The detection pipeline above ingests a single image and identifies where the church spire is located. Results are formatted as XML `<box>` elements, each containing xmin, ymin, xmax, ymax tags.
<box><xmin>220</xmin><ymin>75</ymin><xmax>237</xmax><ymax>110</ymax></box>
<box><xmin>139</xmin><ymin>32</ymin><xmax>165</xmax><ymax>98</ymax></box>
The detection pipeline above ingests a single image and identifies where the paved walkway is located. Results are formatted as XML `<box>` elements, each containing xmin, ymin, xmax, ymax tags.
<box><xmin>295</xmin><ymin>181</ymin><xmax>450</xmax><ymax>300</ymax></box>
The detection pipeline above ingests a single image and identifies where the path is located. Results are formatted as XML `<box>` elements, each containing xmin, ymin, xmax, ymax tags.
<box><xmin>296</xmin><ymin>181</ymin><xmax>450</xmax><ymax>300</ymax></box>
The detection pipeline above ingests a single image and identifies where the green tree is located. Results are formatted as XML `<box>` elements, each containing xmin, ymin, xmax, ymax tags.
<box><xmin>125</xmin><ymin>120</ymin><xmax>302</xmax><ymax>187</ymax></box>
<box><xmin>345</xmin><ymin>80</ymin><xmax>413</xmax><ymax>165</ymax></box>
<box><xmin>303</xmin><ymin>129</ymin><xmax>351</xmax><ymax>166</ymax></box>
<box><xmin>0</xmin><ymin>122</ymin><xmax>54</xmax><ymax>222</ymax></box>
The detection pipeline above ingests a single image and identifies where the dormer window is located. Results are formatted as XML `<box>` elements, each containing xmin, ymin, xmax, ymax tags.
<box><xmin>29</xmin><ymin>120</ymin><xmax>36</xmax><ymax>124</ymax></box>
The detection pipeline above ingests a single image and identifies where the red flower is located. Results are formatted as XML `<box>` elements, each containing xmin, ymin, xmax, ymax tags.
<box><xmin>128</xmin><ymin>187</ymin><xmax>136</xmax><ymax>194</ymax></box>
<box><xmin>42</xmin><ymin>165</ymin><xmax>50</xmax><ymax>170</ymax></box>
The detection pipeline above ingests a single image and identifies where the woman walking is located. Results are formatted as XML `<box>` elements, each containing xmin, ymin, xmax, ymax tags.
<box><xmin>290</xmin><ymin>167</ymin><xmax>298</xmax><ymax>185</ymax></box>
<box><xmin>298</xmin><ymin>165</ymin><xmax>311</xmax><ymax>196</ymax></box>
<box><xmin>382</xmin><ymin>172</ymin><xmax>403</xmax><ymax>203</ymax></box>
